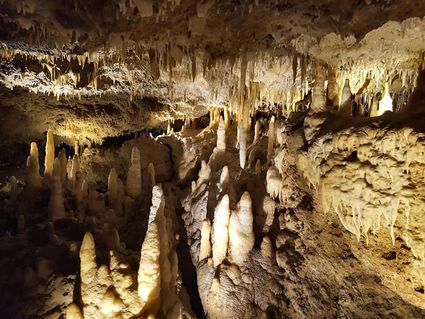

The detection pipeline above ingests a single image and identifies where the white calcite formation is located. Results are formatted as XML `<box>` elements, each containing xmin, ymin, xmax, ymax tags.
<box><xmin>228</xmin><ymin>192</ymin><xmax>255</xmax><ymax>266</ymax></box>
<box><xmin>126</xmin><ymin>146</ymin><xmax>142</xmax><ymax>198</ymax></box>
<box><xmin>44</xmin><ymin>129</ymin><xmax>55</xmax><ymax>176</ymax></box>
<box><xmin>72</xmin><ymin>184</ymin><xmax>190</xmax><ymax>319</ymax></box>
<box><xmin>216</xmin><ymin>116</ymin><xmax>226</xmax><ymax>151</ymax></box>
<box><xmin>239</xmin><ymin>124</ymin><xmax>247</xmax><ymax>169</ymax></box>
<box><xmin>254</xmin><ymin>120</ymin><xmax>260</xmax><ymax>142</ymax></box>
<box><xmin>339</xmin><ymin>79</ymin><xmax>352</xmax><ymax>115</ymax></box>
<box><xmin>69</xmin><ymin>155</ymin><xmax>80</xmax><ymax>185</ymax></box>
<box><xmin>199</xmin><ymin>219</ymin><xmax>212</xmax><ymax>262</ymax></box>
<box><xmin>197</xmin><ymin>160</ymin><xmax>211</xmax><ymax>187</ymax></box>
<box><xmin>26</xmin><ymin>142</ymin><xmax>42</xmax><ymax>187</ymax></box>
<box><xmin>211</xmin><ymin>194</ymin><xmax>230</xmax><ymax>267</ymax></box>
<box><xmin>266</xmin><ymin>166</ymin><xmax>283</xmax><ymax>201</ymax></box>
<box><xmin>311</xmin><ymin>64</ymin><xmax>327</xmax><ymax>112</ymax></box>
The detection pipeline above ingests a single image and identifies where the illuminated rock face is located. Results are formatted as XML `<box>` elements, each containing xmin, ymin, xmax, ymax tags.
<box><xmin>298</xmin><ymin>112</ymin><xmax>425</xmax><ymax>291</ymax></box>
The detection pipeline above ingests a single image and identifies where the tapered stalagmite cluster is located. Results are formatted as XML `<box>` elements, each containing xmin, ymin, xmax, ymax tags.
<box><xmin>71</xmin><ymin>184</ymin><xmax>189</xmax><ymax>319</ymax></box>
<box><xmin>228</xmin><ymin>192</ymin><xmax>254</xmax><ymax>266</ymax></box>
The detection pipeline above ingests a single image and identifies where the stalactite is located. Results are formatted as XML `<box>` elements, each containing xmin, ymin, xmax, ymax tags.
<box><xmin>108</xmin><ymin>168</ymin><xmax>118</xmax><ymax>205</ymax></box>
<box><xmin>239</xmin><ymin>123</ymin><xmax>247</xmax><ymax>169</ymax></box>
<box><xmin>266</xmin><ymin>166</ymin><xmax>282</xmax><ymax>201</ymax></box>
<box><xmin>44</xmin><ymin>129</ymin><xmax>55</xmax><ymax>176</ymax></box>
<box><xmin>267</xmin><ymin>116</ymin><xmax>275</xmax><ymax>165</ymax></box>
<box><xmin>311</xmin><ymin>64</ymin><xmax>327</xmax><ymax>112</ymax></box>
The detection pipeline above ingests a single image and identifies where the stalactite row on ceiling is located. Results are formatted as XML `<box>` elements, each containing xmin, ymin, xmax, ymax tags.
<box><xmin>1</xmin><ymin>40</ymin><xmax>424</xmax><ymax>117</ymax></box>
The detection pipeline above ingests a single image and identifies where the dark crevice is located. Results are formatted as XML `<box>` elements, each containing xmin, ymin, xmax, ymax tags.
<box><xmin>175</xmin><ymin>200</ymin><xmax>206</xmax><ymax>319</ymax></box>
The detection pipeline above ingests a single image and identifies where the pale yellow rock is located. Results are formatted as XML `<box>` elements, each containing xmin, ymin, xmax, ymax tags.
<box><xmin>216</xmin><ymin>116</ymin><xmax>226</xmax><ymax>151</ymax></box>
<box><xmin>80</xmin><ymin>232</ymin><xmax>97</xmax><ymax>286</ymax></box>
<box><xmin>266</xmin><ymin>166</ymin><xmax>282</xmax><ymax>201</ymax></box>
<box><xmin>44</xmin><ymin>129</ymin><xmax>55</xmax><ymax>176</ymax></box>
<box><xmin>65</xmin><ymin>303</ymin><xmax>83</xmax><ymax>319</ymax></box>
<box><xmin>199</xmin><ymin>219</ymin><xmax>212</xmax><ymax>262</ymax></box>
<box><xmin>212</xmin><ymin>195</ymin><xmax>230</xmax><ymax>267</ymax></box>
<box><xmin>229</xmin><ymin>192</ymin><xmax>254</xmax><ymax>266</ymax></box>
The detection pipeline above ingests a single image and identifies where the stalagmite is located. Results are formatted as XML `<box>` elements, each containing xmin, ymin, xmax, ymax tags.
<box><xmin>339</xmin><ymin>79</ymin><xmax>352</xmax><ymax>116</ymax></box>
<box><xmin>147</xmin><ymin>163</ymin><xmax>156</xmax><ymax>190</ymax></box>
<box><xmin>26</xmin><ymin>142</ymin><xmax>41</xmax><ymax>187</ymax></box>
<box><xmin>80</xmin><ymin>232</ymin><xmax>97</xmax><ymax>288</ymax></box>
<box><xmin>212</xmin><ymin>194</ymin><xmax>230</xmax><ymax>267</ymax></box>
<box><xmin>239</xmin><ymin>123</ymin><xmax>247</xmax><ymax>169</ymax></box>
<box><xmin>229</xmin><ymin>192</ymin><xmax>255</xmax><ymax>266</ymax></box>
<box><xmin>44</xmin><ymin>129</ymin><xmax>55</xmax><ymax>176</ymax></box>
<box><xmin>69</xmin><ymin>155</ymin><xmax>80</xmax><ymax>184</ymax></box>
<box><xmin>74</xmin><ymin>139</ymin><xmax>79</xmax><ymax>157</ymax></box>
<box><xmin>48</xmin><ymin>158</ymin><xmax>65</xmax><ymax>221</ymax></box>
<box><xmin>254</xmin><ymin>120</ymin><xmax>260</xmax><ymax>142</ymax></box>
<box><xmin>197</xmin><ymin>160</ymin><xmax>211</xmax><ymax>186</ymax></box>
<box><xmin>108</xmin><ymin>168</ymin><xmax>118</xmax><ymax>204</ymax></box>
<box><xmin>267</xmin><ymin>116</ymin><xmax>275</xmax><ymax>165</ymax></box>
<box><xmin>218</xmin><ymin>165</ymin><xmax>229</xmax><ymax>193</ymax></box>
<box><xmin>137</xmin><ymin>190</ymin><xmax>162</xmax><ymax>308</ymax></box>
<box><xmin>216</xmin><ymin>116</ymin><xmax>226</xmax><ymax>151</ymax></box>
<box><xmin>59</xmin><ymin>149</ymin><xmax>67</xmax><ymax>184</ymax></box>
<box><xmin>66</xmin><ymin>303</ymin><xmax>83</xmax><ymax>319</ymax></box>
<box><xmin>127</xmin><ymin>146</ymin><xmax>142</xmax><ymax>198</ymax></box>
<box><xmin>199</xmin><ymin>219</ymin><xmax>211</xmax><ymax>262</ymax></box>
<box><xmin>311</xmin><ymin>64</ymin><xmax>327</xmax><ymax>112</ymax></box>
<box><xmin>378</xmin><ymin>82</ymin><xmax>393</xmax><ymax>115</ymax></box>
<box><xmin>327</xmin><ymin>68</ymin><xmax>339</xmax><ymax>108</ymax></box>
